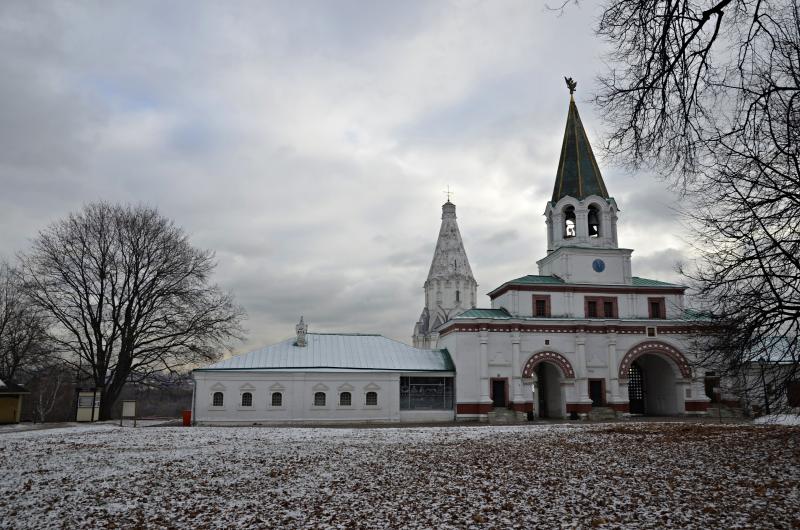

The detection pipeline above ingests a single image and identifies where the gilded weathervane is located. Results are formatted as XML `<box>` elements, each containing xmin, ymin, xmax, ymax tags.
<box><xmin>565</xmin><ymin>76</ymin><xmax>577</xmax><ymax>95</ymax></box>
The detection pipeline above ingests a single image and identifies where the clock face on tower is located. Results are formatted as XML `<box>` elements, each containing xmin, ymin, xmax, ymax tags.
<box><xmin>592</xmin><ymin>259</ymin><xmax>606</xmax><ymax>273</ymax></box>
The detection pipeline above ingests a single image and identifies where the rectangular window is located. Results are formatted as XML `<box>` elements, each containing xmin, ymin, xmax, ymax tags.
<box><xmin>533</xmin><ymin>295</ymin><xmax>551</xmax><ymax>317</ymax></box>
<box><xmin>648</xmin><ymin>297</ymin><xmax>666</xmax><ymax>319</ymax></box>
<box><xmin>585</xmin><ymin>297</ymin><xmax>618</xmax><ymax>318</ymax></box>
<box><xmin>399</xmin><ymin>377</ymin><xmax>454</xmax><ymax>410</ymax></box>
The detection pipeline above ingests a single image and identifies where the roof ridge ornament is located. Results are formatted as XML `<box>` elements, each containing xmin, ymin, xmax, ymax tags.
<box><xmin>295</xmin><ymin>316</ymin><xmax>307</xmax><ymax>347</ymax></box>
<box><xmin>565</xmin><ymin>76</ymin><xmax>577</xmax><ymax>95</ymax></box>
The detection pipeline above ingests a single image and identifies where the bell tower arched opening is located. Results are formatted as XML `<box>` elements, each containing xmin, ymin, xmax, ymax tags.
<box><xmin>563</xmin><ymin>205</ymin><xmax>576</xmax><ymax>239</ymax></box>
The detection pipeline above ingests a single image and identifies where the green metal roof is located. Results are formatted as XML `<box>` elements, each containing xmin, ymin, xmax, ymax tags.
<box><xmin>631</xmin><ymin>277</ymin><xmax>684</xmax><ymax>288</ymax></box>
<box><xmin>552</xmin><ymin>97</ymin><xmax>610</xmax><ymax>202</ymax></box>
<box><xmin>507</xmin><ymin>275</ymin><xmax>566</xmax><ymax>285</ymax></box>
<box><xmin>454</xmin><ymin>308</ymin><xmax>512</xmax><ymax>320</ymax></box>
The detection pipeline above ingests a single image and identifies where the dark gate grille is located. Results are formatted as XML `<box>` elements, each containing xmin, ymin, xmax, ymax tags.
<box><xmin>628</xmin><ymin>361</ymin><xmax>645</xmax><ymax>414</ymax></box>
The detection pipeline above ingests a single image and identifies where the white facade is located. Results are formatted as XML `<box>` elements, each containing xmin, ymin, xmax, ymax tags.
<box><xmin>193</xmin><ymin>370</ymin><xmax>454</xmax><ymax>424</ymax></box>
<box><xmin>425</xmin><ymin>93</ymin><xmax>711</xmax><ymax>421</ymax></box>
<box><xmin>192</xmin><ymin>331</ymin><xmax>456</xmax><ymax>425</ymax></box>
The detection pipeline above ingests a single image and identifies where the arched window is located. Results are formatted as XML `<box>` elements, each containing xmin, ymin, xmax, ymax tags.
<box><xmin>587</xmin><ymin>204</ymin><xmax>600</xmax><ymax>237</ymax></box>
<box><xmin>241</xmin><ymin>392</ymin><xmax>252</xmax><ymax>407</ymax></box>
<box><xmin>212</xmin><ymin>392</ymin><xmax>224</xmax><ymax>407</ymax></box>
<box><xmin>339</xmin><ymin>392</ymin><xmax>352</xmax><ymax>406</ymax></box>
<box><xmin>271</xmin><ymin>392</ymin><xmax>283</xmax><ymax>407</ymax></box>
<box><xmin>563</xmin><ymin>206</ymin><xmax>576</xmax><ymax>238</ymax></box>
<box><xmin>365</xmin><ymin>391</ymin><xmax>378</xmax><ymax>406</ymax></box>
<box><xmin>314</xmin><ymin>392</ymin><xmax>326</xmax><ymax>407</ymax></box>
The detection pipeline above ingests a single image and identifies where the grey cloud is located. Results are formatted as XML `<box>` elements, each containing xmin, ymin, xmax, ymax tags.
<box><xmin>0</xmin><ymin>1</ymin><xmax>694</xmax><ymax>352</ymax></box>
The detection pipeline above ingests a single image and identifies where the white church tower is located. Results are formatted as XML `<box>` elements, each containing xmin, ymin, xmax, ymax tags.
<box><xmin>413</xmin><ymin>199</ymin><xmax>477</xmax><ymax>348</ymax></box>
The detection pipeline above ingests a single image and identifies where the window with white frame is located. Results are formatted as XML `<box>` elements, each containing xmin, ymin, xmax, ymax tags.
<box><xmin>339</xmin><ymin>392</ymin><xmax>352</xmax><ymax>406</ymax></box>
<box><xmin>212</xmin><ymin>392</ymin><xmax>224</xmax><ymax>407</ymax></box>
<box><xmin>314</xmin><ymin>392</ymin><xmax>326</xmax><ymax>407</ymax></box>
<box><xmin>241</xmin><ymin>392</ymin><xmax>253</xmax><ymax>407</ymax></box>
<box><xmin>271</xmin><ymin>392</ymin><xmax>283</xmax><ymax>407</ymax></box>
<box><xmin>365</xmin><ymin>391</ymin><xmax>378</xmax><ymax>406</ymax></box>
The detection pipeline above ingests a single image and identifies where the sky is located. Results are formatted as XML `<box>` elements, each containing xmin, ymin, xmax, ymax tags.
<box><xmin>0</xmin><ymin>1</ymin><xmax>690</xmax><ymax>354</ymax></box>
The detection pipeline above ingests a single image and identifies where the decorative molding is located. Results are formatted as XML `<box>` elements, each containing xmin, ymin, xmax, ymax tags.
<box><xmin>521</xmin><ymin>351</ymin><xmax>576</xmax><ymax>379</ymax></box>
<box><xmin>440</xmin><ymin>321</ymin><xmax>698</xmax><ymax>337</ymax></box>
<box><xmin>618</xmin><ymin>340</ymin><xmax>692</xmax><ymax>379</ymax></box>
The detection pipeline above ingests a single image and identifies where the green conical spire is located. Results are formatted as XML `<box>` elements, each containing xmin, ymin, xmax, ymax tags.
<box><xmin>552</xmin><ymin>93</ymin><xmax>609</xmax><ymax>202</ymax></box>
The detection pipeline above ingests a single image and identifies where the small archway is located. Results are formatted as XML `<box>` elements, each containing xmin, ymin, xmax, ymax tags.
<box><xmin>620</xmin><ymin>341</ymin><xmax>691</xmax><ymax>416</ymax></box>
<box><xmin>522</xmin><ymin>351</ymin><xmax>576</xmax><ymax>419</ymax></box>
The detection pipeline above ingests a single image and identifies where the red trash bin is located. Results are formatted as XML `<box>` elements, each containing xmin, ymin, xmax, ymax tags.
<box><xmin>182</xmin><ymin>410</ymin><xmax>192</xmax><ymax>426</ymax></box>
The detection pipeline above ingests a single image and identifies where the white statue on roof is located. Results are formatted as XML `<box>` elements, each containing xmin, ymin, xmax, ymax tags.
<box><xmin>295</xmin><ymin>316</ymin><xmax>307</xmax><ymax>347</ymax></box>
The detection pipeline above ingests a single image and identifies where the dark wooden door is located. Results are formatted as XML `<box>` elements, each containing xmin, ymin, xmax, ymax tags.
<box><xmin>628</xmin><ymin>361</ymin><xmax>645</xmax><ymax>414</ymax></box>
<box><xmin>492</xmin><ymin>379</ymin><xmax>506</xmax><ymax>408</ymax></box>
<box><xmin>589</xmin><ymin>380</ymin><xmax>604</xmax><ymax>406</ymax></box>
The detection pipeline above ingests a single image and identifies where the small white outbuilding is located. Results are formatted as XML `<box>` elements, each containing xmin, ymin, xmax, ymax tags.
<box><xmin>192</xmin><ymin>319</ymin><xmax>456</xmax><ymax>424</ymax></box>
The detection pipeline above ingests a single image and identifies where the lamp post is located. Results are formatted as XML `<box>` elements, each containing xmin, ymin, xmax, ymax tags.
<box><xmin>758</xmin><ymin>357</ymin><xmax>771</xmax><ymax>416</ymax></box>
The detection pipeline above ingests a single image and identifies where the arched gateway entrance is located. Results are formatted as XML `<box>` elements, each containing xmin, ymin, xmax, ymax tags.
<box><xmin>522</xmin><ymin>351</ymin><xmax>576</xmax><ymax>419</ymax></box>
<box><xmin>619</xmin><ymin>341</ymin><xmax>692</xmax><ymax>416</ymax></box>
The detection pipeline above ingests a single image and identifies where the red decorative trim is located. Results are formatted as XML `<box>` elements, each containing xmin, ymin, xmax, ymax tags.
<box><xmin>456</xmin><ymin>403</ymin><xmax>493</xmax><ymax>414</ymax></box>
<box><xmin>439</xmin><ymin>322</ymin><xmax>693</xmax><ymax>337</ymax></box>
<box><xmin>566</xmin><ymin>403</ymin><xmax>592</xmax><ymax>413</ymax></box>
<box><xmin>685</xmin><ymin>401</ymin><xmax>709</xmax><ymax>412</ymax></box>
<box><xmin>488</xmin><ymin>283</ymin><xmax>685</xmax><ymax>299</ymax></box>
<box><xmin>608</xmin><ymin>403</ymin><xmax>630</xmax><ymax>413</ymax></box>
<box><xmin>510</xmin><ymin>402</ymin><xmax>534</xmax><ymax>413</ymax></box>
<box><xmin>618</xmin><ymin>340</ymin><xmax>692</xmax><ymax>379</ymax></box>
<box><xmin>521</xmin><ymin>351</ymin><xmax>576</xmax><ymax>379</ymax></box>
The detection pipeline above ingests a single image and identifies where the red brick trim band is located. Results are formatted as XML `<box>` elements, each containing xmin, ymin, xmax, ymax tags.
<box><xmin>510</xmin><ymin>402</ymin><xmax>534</xmax><ymax>413</ymax></box>
<box><xmin>521</xmin><ymin>351</ymin><xmax>576</xmax><ymax>379</ymax></box>
<box><xmin>456</xmin><ymin>403</ymin><xmax>493</xmax><ymax>414</ymax></box>
<box><xmin>488</xmin><ymin>283</ymin><xmax>685</xmax><ymax>299</ymax></box>
<box><xmin>684</xmin><ymin>401</ymin><xmax>709</xmax><ymax>412</ymax></box>
<box><xmin>608</xmin><ymin>403</ymin><xmax>630</xmax><ymax>413</ymax></box>
<box><xmin>438</xmin><ymin>322</ymin><xmax>697</xmax><ymax>337</ymax></box>
<box><xmin>566</xmin><ymin>403</ymin><xmax>592</xmax><ymax>413</ymax></box>
<box><xmin>618</xmin><ymin>340</ymin><xmax>692</xmax><ymax>379</ymax></box>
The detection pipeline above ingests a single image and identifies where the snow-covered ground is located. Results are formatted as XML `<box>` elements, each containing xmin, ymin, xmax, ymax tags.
<box><xmin>1</xmin><ymin>422</ymin><xmax>798</xmax><ymax>529</ymax></box>
<box><xmin>754</xmin><ymin>414</ymin><xmax>800</xmax><ymax>426</ymax></box>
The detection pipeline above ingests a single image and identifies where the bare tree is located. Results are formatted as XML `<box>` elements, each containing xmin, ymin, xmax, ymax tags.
<box><xmin>31</xmin><ymin>364</ymin><xmax>64</xmax><ymax>423</ymax></box>
<box><xmin>20</xmin><ymin>203</ymin><xmax>245</xmax><ymax>420</ymax></box>
<box><xmin>592</xmin><ymin>1</ymin><xmax>799</xmax><ymax>410</ymax></box>
<box><xmin>0</xmin><ymin>261</ymin><xmax>49</xmax><ymax>381</ymax></box>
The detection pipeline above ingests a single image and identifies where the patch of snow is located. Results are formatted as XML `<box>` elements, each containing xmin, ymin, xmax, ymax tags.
<box><xmin>0</xmin><ymin>378</ymin><xmax>5</xmax><ymax>387</ymax></box>
<box><xmin>754</xmin><ymin>414</ymin><xmax>800</xmax><ymax>426</ymax></box>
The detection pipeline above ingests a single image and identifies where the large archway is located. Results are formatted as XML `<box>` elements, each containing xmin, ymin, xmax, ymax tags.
<box><xmin>522</xmin><ymin>351</ymin><xmax>576</xmax><ymax>419</ymax></box>
<box><xmin>620</xmin><ymin>341</ymin><xmax>691</xmax><ymax>416</ymax></box>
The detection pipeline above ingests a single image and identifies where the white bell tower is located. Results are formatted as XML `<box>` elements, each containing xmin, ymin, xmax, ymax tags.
<box><xmin>538</xmin><ymin>86</ymin><xmax>632</xmax><ymax>285</ymax></box>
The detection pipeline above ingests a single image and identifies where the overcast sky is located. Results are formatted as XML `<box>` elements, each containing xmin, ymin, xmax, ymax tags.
<box><xmin>0</xmin><ymin>1</ymin><xmax>690</xmax><ymax>353</ymax></box>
